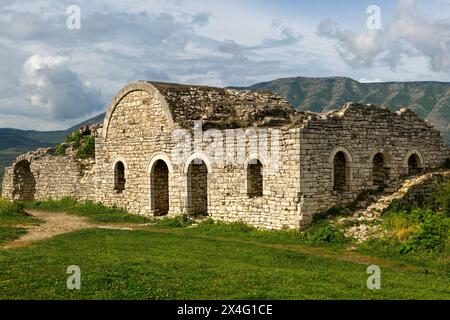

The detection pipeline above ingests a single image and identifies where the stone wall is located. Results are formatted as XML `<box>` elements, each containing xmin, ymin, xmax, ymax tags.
<box><xmin>2</xmin><ymin>148</ymin><xmax>95</xmax><ymax>202</ymax></box>
<box><xmin>297</xmin><ymin>103</ymin><xmax>449</xmax><ymax>226</ymax></box>
<box><xmin>94</xmin><ymin>85</ymin><xmax>303</xmax><ymax>229</ymax></box>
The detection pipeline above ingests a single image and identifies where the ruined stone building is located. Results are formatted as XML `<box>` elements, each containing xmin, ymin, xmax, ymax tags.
<box><xmin>2</xmin><ymin>81</ymin><xmax>449</xmax><ymax>229</ymax></box>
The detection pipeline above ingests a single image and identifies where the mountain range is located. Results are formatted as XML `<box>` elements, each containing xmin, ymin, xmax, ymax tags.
<box><xmin>1</xmin><ymin>76</ymin><xmax>449</xmax><ymax>187</ymax></box>
<box><xmin>242</xmin><ymin>77</ymin><xmax>450</xmax><ymax>142</ymax></box>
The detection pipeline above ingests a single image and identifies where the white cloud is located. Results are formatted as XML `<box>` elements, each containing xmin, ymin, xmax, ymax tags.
<box><xmin>317</xmin><ymin>0</ymin><xmax>450</xmax><ymax>73</ymax></box>
<box><xmin>22</xmin><ymin>54</ymin><xmax>103</xmax><ymax>119</ymax></box>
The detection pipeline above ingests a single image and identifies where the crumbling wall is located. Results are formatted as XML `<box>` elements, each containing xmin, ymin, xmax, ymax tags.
<box><xmin>297</xmin><ymin>103</ymin><xmax>449</xmax><ymax>226</ymax></box>
<box><xmin>2</xmin><ymin>147</ymin><xmax>95</xmax><ymax>201</ymax></box>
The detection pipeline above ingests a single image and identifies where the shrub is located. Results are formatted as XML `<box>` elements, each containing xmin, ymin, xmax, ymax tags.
<box><xmin>303</xmin><ymin>220</ymin><xmax>348</xmax><ymax>245</ymax></box>
<box><xmin>55</xmin><ymin>143</ymin><xmax>68</xmax><ymax>156</ymax></box>
<box><xmin>400</xmin><ymin>211</ymin><xmax>448</xmax><ymax>253</ymax></box>
<box><xmin>384</xmin><ymin>210</ymin><xmax>421</xmax><ymax>241</ymax></box>
<box><xmin>54</xmin><ymin>132</ymin><xmax>95</xmax><ymax>159</ymax></box>
<box><xmin>75</xmin><ymin>135</ymin><xmax>95</xmax><ymax>159</ymax></box>
<box><xmin>388</xmin><ymin>177</ymin><xmax>450</xmax><ymax>215</ymax></box>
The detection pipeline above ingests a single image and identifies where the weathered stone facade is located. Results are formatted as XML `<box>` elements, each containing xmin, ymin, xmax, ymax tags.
<box><xmin>2</xmin><ymin>81</ymin><xmax>449</xmax><ymax>229</ymax></box>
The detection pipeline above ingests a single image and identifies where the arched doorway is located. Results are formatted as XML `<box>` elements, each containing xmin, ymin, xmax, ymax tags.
<box><xmin>333</xmin><ymin>151</ymin><xmax>347</xmax><ymax>193</ymax></box>
<box><xmin>12</xmin><ymin>160</ymin><xmax>36</xmax><ymax>200</ymax></box>
<box><xmin>247</xmin><ymin>159</ymin><xmax>263</xmax><ymax>198</ymax></box>
<box><xmin>372</xmin><ymin>153</ymin><xmax>388</xmax><ymax>188</ymax></box>
<box><xmin>151</xmin><ymin>160</ymin><xmax>169</xmax><ymax>216</ymax></box>
<box><xmin>187</xmin><ymin>159</ymin><xmax>208</xmax><ymax>216</ymax></box>
<box><xmin>407</xmin><ymin>154</ymin><xmax>420</xmax><ymax>175</ymax></box>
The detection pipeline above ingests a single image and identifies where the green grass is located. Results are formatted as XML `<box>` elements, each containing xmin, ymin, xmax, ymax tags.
<box><xmin>24</xmin><ymin>198</ymin><xmax>153</xmax><ymax>224</ymax></box>
<box><xmin>0</xmin><ymin>199</ymin><xmax>40</xmax><ymax>245</ymax></box>
<box><xmin>0</xmin><ymin>226</ymin><xmax>448</xmax><ymax>299</ymax></box>
<box><xmin>187</xmin><ymin>219</ymin><xmax>350</xmax><ymax>247</ymax></box>
<box><xmin>0</xmin><ymin>196</ymin><xmax>448</xmax><ymax>299</ymax></box>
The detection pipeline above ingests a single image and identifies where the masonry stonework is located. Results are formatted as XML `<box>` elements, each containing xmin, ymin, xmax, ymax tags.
<box><xmin>2</xmin><ymin>81</ymin><xmax>449</xmax><ymax>229</ymax></box>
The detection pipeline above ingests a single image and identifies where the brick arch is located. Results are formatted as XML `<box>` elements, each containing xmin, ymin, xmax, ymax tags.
<box><xmin>403</xmin><ymin>148</ymin><xmax>425</xmax><ymax>175</ymax></box>
<box><xmin>183</xmin><ymin>153</ymin><xmax>212</xmax><ymax>216</ymax></box>
<box><xmin>328</xmin><ymin>146</ymin><xmax>354</xmax><ymax>164</ymax></box>
<box><xmin>182</xmin><ymin>152</ymin><xmax>213</xmax><ymax>174</ymax></box>
<box><xmin>244</xmin><ymin>154</ymin><xmax>268</xmax><ymax>198</ymax></box>
<box><xmin>148</xmin><ymin>153</ymin><xmax>173</xmax><ymax>216</ymax></box>
<box><xmin>403</xmin><ymin>149</ymin><xmax>425</xmax><ymax>168</ymax></box>
<box><xmin>368</xmin><ymin>147</ymin><xmax>392</xmax><ymax>188</ymax></box>
<box><xmin>112</xmin><ymin>157</ymin><xmax>128</xmax><ymax>193</ymax></box>
<box><xmin>328</xmin><ymin>146</ymin><xmax>353</xmax><ymax>194</ymax></box>
<box><xmin>147</xmin><ymin>153</ymin><xmax>174</xmax><ymax>175</ymax></box>
<box><xmin>368</xmin><ymin>147</ymin><xmax>392</xmax><ymax>167</ymax></box>
<box><xmin>102</xmin><ymin>81</ymin><xmax>175</xmax><ymax>140</ymax></box>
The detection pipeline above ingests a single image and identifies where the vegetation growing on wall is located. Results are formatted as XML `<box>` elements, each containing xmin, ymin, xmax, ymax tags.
<box><xmin>55</xmin><ymin>131</ymin><xmax>95</xmax><ymax>159</ymax></box>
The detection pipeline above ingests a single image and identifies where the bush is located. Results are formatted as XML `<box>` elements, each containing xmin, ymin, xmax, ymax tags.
<box><xmin>75</xmin><ymin>135</ymin><xmax>95</xmax><ymax>159</ymax></box>
<box><xmin>388</xmin><ymin>177</ymin><xmax>450</xmax><ymax>215</ymax></box>
<box><xmin>303</xmin><ymin>220</ymin><xmax>348</xmax><ymax>245</ymax></box>
<box><xmin>400</xmin><ymin>211</ymin><xmax>448</xmax><ymax>253</ymax></box>
<box><xmin>55</xmin><ymin>143</ymin><xmax>68</xmax><ymax>156</ymax></box>
<box><xmin>381</xmin><ymin>208</ymin><xmax>449</xmax><ymax>254</ymax></box>
<box><xmin>54</xmin><ymin>132</ymin><xmax>95</xmax><ymax>159</ymax></box>
<box><xmin>385</xmin><ymin>210</ymin><xmax>421</xmax><ymax>241</ymax></box>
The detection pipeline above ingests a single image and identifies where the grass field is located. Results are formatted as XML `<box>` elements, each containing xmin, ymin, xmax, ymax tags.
<box><xmin>0</xmin><ymin>199</ymin><xmax>448</xmax><ymax>300</ymax></box>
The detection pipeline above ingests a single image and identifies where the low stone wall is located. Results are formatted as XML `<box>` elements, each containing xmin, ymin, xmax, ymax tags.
<box><xmin>1</xmin><ymin>148</ymin><xmax>95</xmax><ymax>202</ymax></box>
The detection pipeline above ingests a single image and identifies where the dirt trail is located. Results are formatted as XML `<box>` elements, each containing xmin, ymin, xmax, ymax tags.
<box><xmin>1</xmin><ymin>210</ymin><xmax>137</xmax><ymax>249</ymax></box>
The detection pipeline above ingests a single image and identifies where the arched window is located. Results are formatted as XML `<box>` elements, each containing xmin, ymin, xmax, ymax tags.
<box><xmin>187</xmin><ymin>159</ymin><xmax>208</xmax><ymax>216</ymax></box>
<box><xmin>333</xmin><ymin>151</ymin><xmax>347</xmax><ymax>193</ymax></box>
<box><xmin>247</xmin><ymin>159</ymin><xmax>263</xmax><ymax>198</ymax></box>
<box><xmin>407</xmin><ymin>154</ymin><xmax>420</xmax><ymax>175</ymax></box>
<box><xmin>151</xmin><ymin>160</ymin><xmax>169</xmax><ymax>216</ymax></box>
<box><xmin>12</xmin><ymin>160</ymin><xmax>36</xmax><ymax>200</ymax></box>
<box><xmin>372</xmin><ymin>153</ymin><xmax>388</xmax><ymax>188</ymax></box>
<box><xmin>114</xmin><ymin>161</ymin><xmax>126</xmax><ymax>193</ymax></box>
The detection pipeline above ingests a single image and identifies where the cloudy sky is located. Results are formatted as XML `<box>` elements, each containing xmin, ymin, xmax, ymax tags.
<box><xmin>0</xmin><ymin>0</ymin><xmax>449</xmax><ymax>130</ymax></box>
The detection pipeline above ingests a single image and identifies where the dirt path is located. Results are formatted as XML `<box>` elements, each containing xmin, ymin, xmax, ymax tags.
<box><xmin>1</xmin><ymin>210</ymin><xmax>137</xmax><ymax>250</ymax></box>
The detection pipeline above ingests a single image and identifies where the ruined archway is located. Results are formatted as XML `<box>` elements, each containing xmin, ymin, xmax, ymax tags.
<box><xmin>187</xmin><ymin>159</ymin><xmax>208</xmax><ymax>216</ymax></box>
<box><xmin>151</xmin><ymin>160</ymin><xmax>169</xmax><ymax>216</ymax></box>
<box><xmin>372</xmin><ymin>153</ymin><xmax>388</xmax><ymax>189</ymax></box>
<box><xmin>407</xmin><ymin>154</ymin><xmax>420</xmax><ymax>175</ymax></box>
<box><xmin>333</xmin><ymin>151</ymin><xmax>348</xmax><ymax>193</ymax></box>
<box><xmin>247</xmin><ymin>159</ymin><xmax>263</xmax><ymax>198</ymax></box>
<box><xmin>12</xmin><ymin>160</ymin><xmax>36</xmax><ymax>200</ymax></box>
